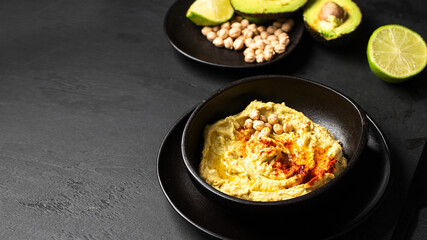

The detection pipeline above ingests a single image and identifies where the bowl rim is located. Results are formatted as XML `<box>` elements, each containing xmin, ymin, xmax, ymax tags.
<box><xmin>181</xmin><ymin>74</ymin><xmax>369</xmax><ymax>206</ymax></box>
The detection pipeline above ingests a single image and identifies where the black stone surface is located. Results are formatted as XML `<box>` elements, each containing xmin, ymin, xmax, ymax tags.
<box><xmin>0</xmin><ymin>0</ymin><xmax>426</xmax><ymax>239</ymax></box>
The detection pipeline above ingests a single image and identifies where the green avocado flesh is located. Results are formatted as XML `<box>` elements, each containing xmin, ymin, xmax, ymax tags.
<box><xmin>231</xmin><ymin>0</ymin><xmax>307</xmax><ymax>19</ymax></box>
<box><xmin>303</xmin><ymin>0</ymin><xmax>361</xmax><ymax>41</ymax></box>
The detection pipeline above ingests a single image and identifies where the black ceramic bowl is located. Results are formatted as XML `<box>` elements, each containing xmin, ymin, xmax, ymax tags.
<box><xmin>181</xmin><ymin>75</ymin><xmax>368</xmax><ymax>215</ymax></box>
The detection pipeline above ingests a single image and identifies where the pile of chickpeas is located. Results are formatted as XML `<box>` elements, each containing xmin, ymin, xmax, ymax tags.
<box><xmin>244</xmin><ymin>110</ymin><xmax>293</xmax><ymax>138</ymax></box>
<box><xmin>201</xmin><ymin>16</ymin><xmax>294</xmax><ymax>63</ymax></box>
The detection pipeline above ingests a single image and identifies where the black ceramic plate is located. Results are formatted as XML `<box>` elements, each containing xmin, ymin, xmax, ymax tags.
<box><xmin>163</xmin><ymin>0</ymin><xmax>304</xmax><ymax>68</ymax></box>
<box><xmin>157</xmin><ymin>112</ymin><xmax>391</xmax><ymax>239</ymax></box>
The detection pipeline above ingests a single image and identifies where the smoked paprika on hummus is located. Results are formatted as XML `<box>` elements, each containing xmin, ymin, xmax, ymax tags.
<box><xmin>199</xmin><ymin>100</ymin><xmax>347</xmax><ymax>202</ymax></box>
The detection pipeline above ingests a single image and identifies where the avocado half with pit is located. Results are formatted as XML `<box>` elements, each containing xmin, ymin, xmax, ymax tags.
<box><xmin>230</xmin><ymin>0</ymin><xmax>307</xmax><ymax>21</ymax></box>
<box><xmin>303</xmin><ymin>0</ymin><xmax>362</xmax><ymax>45</ymax></box>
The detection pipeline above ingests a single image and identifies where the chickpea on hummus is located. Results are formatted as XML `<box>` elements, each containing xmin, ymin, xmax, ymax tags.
<box><xmin>199</xmin><ymin>100</ymin><xmax>347</xmax><ymax>202</ymax></box>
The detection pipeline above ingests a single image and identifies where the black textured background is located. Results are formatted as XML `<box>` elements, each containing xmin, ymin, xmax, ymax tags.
<box><xmin>0</xmin><ymin>0</ymin><xmax>426</xmax><ymax>239</ymax></box>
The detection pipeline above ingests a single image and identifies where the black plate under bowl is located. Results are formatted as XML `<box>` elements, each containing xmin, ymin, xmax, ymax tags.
<box><xmin>163</xmin><ymin>0</ymin><xmax>304</xmax><ymax>68</ymax></box>
<box><xmin>157</xmin><ymin>111</ymin><xmax>391</xmax><ymax>239</ymax></box>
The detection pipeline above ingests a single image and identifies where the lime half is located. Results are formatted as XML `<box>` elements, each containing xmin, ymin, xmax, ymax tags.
<box><xmin>367</xmin><ymin>25</ymin><xmax>427</xmax><ymax>83</ymax></box>
<box><xmin>186</xmin><ymin>0</ymin><xmax>234</xmax><ymax>26</ymax></box>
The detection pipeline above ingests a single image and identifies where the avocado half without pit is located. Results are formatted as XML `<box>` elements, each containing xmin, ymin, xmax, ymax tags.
<box><xmin>303</xmin><ymin>0</ymin><xmax>362</xmax><ymax>45</ymax></box>
<box><xmin>230</xmin><ymin>0</ymin><xmax>307</xmax><ymax>22</ymax></box>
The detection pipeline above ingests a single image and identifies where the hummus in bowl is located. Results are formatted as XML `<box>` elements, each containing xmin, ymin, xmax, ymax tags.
<box><xmin>200</xmin><ymin>100</ymin><xmax>347</xmax><ymax>202</ymax></box>
<box><xmin>182</xmin><ymin>75</ymin><xmax>368</xmax><ymax>212</ymax></box>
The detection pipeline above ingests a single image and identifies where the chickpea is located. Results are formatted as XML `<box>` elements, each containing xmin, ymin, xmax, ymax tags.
<box><xmin>221</xmin><ymin>22</ymin><xmax>231</xmax><ymax>29</ymax></box>
<box><xmin>272</xmin><ymin>21</ymin><xmax>282</xmax><ymax>28</ymax></box>
<box><xmin>224</xmin><ymin>37</ymin><xmax>234</xmax><ymax>49</ymax></box>
<box><xmin>244</xmin><ymin>52</ymin><xmax>256</xmax><ymax>63</ymax></box>
<box><xmin>264</xmin><ymin>50</ymin><xmax>274</xmax><ymax>61</ymax></box>
<box><xmin>264</xmin><ymin>45</ymin><xmax>276</xmax><ymax>56</ymax></box>
<box><xmin>274</xmin><ymin>29</ymin><xmax>283</xmax><ymax>36</ymax></box>
<box><xmin>279</xmin><ymin>35</ymin><xmax>290</xmax><ymax>46</ymax></box>
<box><xmin>253</xmin><ymin>120</ymin><xmax>265</xmax><ymax>131</ymax></box>
<box><xmin>229</xmin><ymin>28</ymin><xmax>241</xmax><ymax>39</ymax></box>
<box><xmin>283</xmin><ymin>123</ymin><xmax>293</xmax><ymax>133</ymax></box>
<box><xmin>260</xmin><ymin>31</ymin><xmax>268</xmax><ymax>39</ymax></box>
<box><xmin>244</xmin><ymin>38</ymin><xmax>253</xmax><ymax>48</ymax></box>
<box><xmin>265</xmin><ymin>122</ymin><xmax>273</xmax><ymax>130</ymax></box>
<box><xmin>201</xmin><ymin>26</ymin><xmax>213</xmax><ymax>36</ymax></box>
<box><xmin>241</xmin><ymin>19</ymin><xmax>250</xmax><ymax>28</ymax></box>
<box><xmin>267</xmin><ymin>35</ymin><xmax>278</xmax><ymax>42</ymax></box>
<box><xmin>259</xmin><ymin>127</ymin><xmax>271</xmax><ymax>137</ymax></box>
<box><xmin>206</xmin><ymin>31</ymin><xmax>217</xmax><ymax>42</ymax></box>
<box><xmin>278</xmin><ymin>32</ymin><xmax>289</xmax><ymax>40</ymax></box>
<box><xmin>278</xmin><ymin>32</ymin><xmax>290</xmax><ymax>44</ymax></box>
<box><xmin>273</xmin><ymin>123</ymin><xmax>283</xmax><ymax>134</ymax></box>
<box><xmin>212</xmin><ymin>26</ymin><xmax>220</xmax><ymax>32</ymax></box>
<box><xmin>213</xmin><ymin>37</ymin><xmax>224</xmax><ymax>47</ymax></box>
<box><xmin>249</xmin><ymin>42</ymin><xmax>258</xmax><ymax>49</ymax></box>
<box><xmin>236</xmin><ymin>35</ymin><xmax>245</xmax><ymax>41</ymax></box>
<box><xmin>234</xmin><ymin>16</ymin><xmax>243</xmax><ymax>22</ymax></box>
<box><xmin>244</xmin><ymin>118</ymin><xmax>253</xmax><ymax>129</ymax></box>
<box><xmin>244</xmin><ymin>47</ymin><xmax>255</xmax><ymax>56</ymax></box>
<box><xmin>268</xmin><ymin>114</ymin><xmax>279</xmax><ymax>125</ymax></box>
<box><xmin>217</xmin><ymin>28</ymin><xmax>229</xmax><ymax>39</ymax></box>
<box><xmin>260</xmin><ymin>115</ymin><xmax>267</xmax><ymax>122</ymax></box>
<box><xmin>263</xmin><ymin>39</ymin><xmax>270</xmax><ymax>45</ymax></box>
<box><xmin>253</xmin><ymin>35</ymin><xmax>262</xmax><ymax>42</ymax></box>
<box><xmin>264</xmin><ymin>45</ymin><xmax>275</xmax><ymax>53</ymax></box>
<box><xmin>256</xmin><ymin>53</ymin><xmax>265</xmax><ymax>63</ymax></box>
<box><xmin>247</xmin><ymin>24</ymin><xmax>257</xmax><ymax>32</ymax></box>
<box><xmin>242</xmin><ymin>29</ymin><xmax>254</xmax><ymax>38</ymax></box>
<box><xmin>255</xmin><ymin>39</ymin><xmax>265</xmax><ymax>50</ymax></box>
<box><xmin>257</xmin><ymin>26</ymin><xmax>266</xmax><ymax>33</ymax></box>
<box><xmin>233</xmin><ymin>38</ymin><xmax>245</xmax><ymax>50</ymax></box>
<box><xmin>255</xmin><ymin>49</ymin><xmax>263</xmax><ymax>55</ymax></box>
<box><xmin>249</xmin><ymin>110</ymin><xmax>260</xmax><ymax>120</ymax></box>
<box><xmin>231</xmin><ymin>22</ymin><xmax>242</xmax><ymax>29</ymax></box>
<box><xmin>270</xmin><ymin>40</ymin><xmax>279</xmax><ymax>47</ymax></box>
<box><xmin>279</xmin><ymin>38</ymin><xmax>291</xmax><ymax>46</ymax></box>
<box><xmin>266</xmin><ymin>25</ymin><xmax>277</xmax><ymax>34</ymax></box>
<box><xmin>274</xmin><ymin>43</ymin><xmax>286</xmax><ymax>54</ymax></box>
<box><xmin>281</xmin><ymin>18</ymin><xmax>294</xmax><ymax>32</ymax></box>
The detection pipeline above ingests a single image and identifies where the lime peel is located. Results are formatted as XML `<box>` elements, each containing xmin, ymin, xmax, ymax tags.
<box><xmin>186</xmin><ymin>0</ymin><xmax>234</xmax><ymax>26</ymax></box>
<box><xmin>367</xmin><ymin>24</ymin><xmax>427</xmax><ymax>83</ymax></box>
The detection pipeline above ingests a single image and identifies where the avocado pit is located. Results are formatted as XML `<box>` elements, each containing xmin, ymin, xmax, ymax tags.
<box><xmin>319</xmin><ymin>1</ymin><xmax>346</xmax><ymax>23</ymax></box>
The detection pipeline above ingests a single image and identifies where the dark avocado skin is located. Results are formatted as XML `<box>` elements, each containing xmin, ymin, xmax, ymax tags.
<box><xmin>233</xmin><ymin>8</ymin><xmax>295</xmax><ymax>21</ymax></box>
<box><xmin>303</xmin><ymin>1</ymin><xmax>362</xmax><ymax>46</ymax></box>
<box><xmin>240</xmin><ymin>10</ymin><xmax>303</xmax><ymax>26</ymax></box>
<box><xmin>304</xmin><ymin>20</ymin><xmax>362</xmax><ymax>46</ymax></box>
<box><xmin>242</xmin><ymin>16</ymin><xmax>273</xmax><ymax>25</ymax></box>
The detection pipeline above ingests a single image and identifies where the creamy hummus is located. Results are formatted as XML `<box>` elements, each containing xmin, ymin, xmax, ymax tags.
<box><xmin>199</xmin><ymin>100</ymin><xmax>347</xmax><ymax>202</ymax></box>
